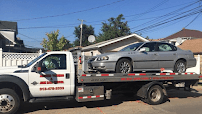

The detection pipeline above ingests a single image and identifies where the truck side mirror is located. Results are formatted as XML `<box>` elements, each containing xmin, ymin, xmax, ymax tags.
<box><xmin>35</xmin><ymin>61</ymin><xmax>43</xmax><ymax>73</ymax></box>
<box><xmin>139</xmin><ymin>47</ymin><xmax>146</xmax><ymax>52</ymax></box>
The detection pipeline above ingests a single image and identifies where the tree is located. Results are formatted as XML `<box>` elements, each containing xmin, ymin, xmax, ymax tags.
<box><xmin>41</xmin><ymin>30</ymin><xmax>72</xmax><ymax>51</ymax></box>
<box><xmin>96</xmin><ymin>14</ymin><xmax>131</xmax><ymax>42</ymax></box>
<box><xmin>145</xmin><ymin>36</ymin><xmax>149</xmax><ymax>40</ymax></box>
<box><xmin>73</xmin><ymin>24</ymin><xmax>95</xmax><ymax>47</ymax></box>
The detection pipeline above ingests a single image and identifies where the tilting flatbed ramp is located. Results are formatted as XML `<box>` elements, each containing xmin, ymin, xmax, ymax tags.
<box><xmin>78</xmin><ymin>73</ymin><xmax>201</xmax><ymax>83</ymax></box>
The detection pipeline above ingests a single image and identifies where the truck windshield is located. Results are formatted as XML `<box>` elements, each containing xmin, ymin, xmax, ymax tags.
<box><xmin>120</xmin><ymin>42</ymin><xmax>143</xmax><ymax>51</ymax></box>
<box><xmin>26</xmin><ymin>53</ymin><xmax>46</xmax><ymax>67</ymax></box>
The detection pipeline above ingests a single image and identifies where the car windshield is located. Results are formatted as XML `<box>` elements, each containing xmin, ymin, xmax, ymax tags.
<box><xmin>25</xmin><ymin>53</ymin><xmax>47</xmax><ymax>67</ymax></box>
<box><xmin>120</xmin><ymin>42</ymin><xmax>143</xmax><ymax>51</ymax></box>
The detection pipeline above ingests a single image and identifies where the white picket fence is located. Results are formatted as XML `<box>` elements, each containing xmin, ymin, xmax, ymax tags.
<box><xmin>0</xmin><ymin>48</ymin><xmax>42</xmax><ymax>67</ymax></box>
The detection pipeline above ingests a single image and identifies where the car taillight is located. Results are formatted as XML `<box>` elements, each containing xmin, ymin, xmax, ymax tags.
<box><xmin>79</xmin><ymin>56</ymin><xmax>82</xmax><ymax>64</ymax></box>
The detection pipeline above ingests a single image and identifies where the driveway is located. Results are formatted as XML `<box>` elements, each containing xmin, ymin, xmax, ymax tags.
<box><xmin>17</xmin><ymin>86</ymin><xmax>202</xmax><ymax>114</ymax></box>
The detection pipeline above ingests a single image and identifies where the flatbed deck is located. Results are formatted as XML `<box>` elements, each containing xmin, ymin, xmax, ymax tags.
<box><xmin>78</xmin><ymin>72</ymin><xmax>202</xmax><ymax>83</ymax></box>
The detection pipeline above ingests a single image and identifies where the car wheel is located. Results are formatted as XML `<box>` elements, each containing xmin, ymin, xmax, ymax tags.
<box><xmin>174</xmin><ymin>60</ymin><xmax>186</xmax><ymax>73</ymax></box>
<box><xmin>0</xmin><ymin>88</ymin><xmax>20</xmax><ymax>114</ymax></box>
<box><xmin>116</xmin><ymin>59</ymin><xmax>132</xmax><ymax>73</ymax></box>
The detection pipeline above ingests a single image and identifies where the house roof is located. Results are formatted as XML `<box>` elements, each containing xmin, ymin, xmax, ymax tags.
<box><xmin>163</xmin><ymin>29</ymin><xmax>202</xmax><ymax>40</ymax></box>
<box><xmin>149</xmin><ymin>39</ymin><xmax>160</xmax><ymax>41</ymax></box>
<box><xmin>82</xmin><ymin>33</ymin><xmax>148</xmax><ymax>51</ymax></box>
<box><xmin>0</xmin><ymin>21</ymin><xmax>18</xmax><ymax>34</ymax></box>
<box><xmin>178</xmin><ymin>38</ymin><xmax>202</xmax><ymax>54</ymax></box>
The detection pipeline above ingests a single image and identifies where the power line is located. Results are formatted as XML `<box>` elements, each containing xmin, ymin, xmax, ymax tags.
<box><xmin>133</xmin><ymin>9</ymin><xmax>202</xmax><ymax>33</ymax></box>
<box><xmin>184</xmin><ymin>12</ymin><xmax>201</xmax><ymax>28</ymax></box>
<box><xmin>136</xmin><ymin>14</ymin><xmax>194</xmax><ymax>35</ymax></box>
<box><xmin>184</xmin><ymin>1</ymin><xmax>202</xmax><ymax>28</ymax></box>
<box><xmin>18</xmin><ymin>33</ymin><xmax>41</xmax><ymax>42</ymax></box>
<box><xmin>131</xmin><ymin>0</ymin><xmax>169</xmax><ymax>20</ymax></box>
<box><xmin>18</xmin><ymin>25</ymin><xmax>76</xmax><ymax>29</ymax></box>
<box><xmin>125</xmin><ymin>1</ymin><xmax>197</xmax><ymax>18</ymax></box>
<box><xmin>130</xmin><ymin>0</ymin><xmax>201</xmax><ymax>30</ymax></box>
<box><xmin>16</xmin><ymin>1</ymin><xmax>199</xmax><ymax>30</ymax></box>
<box><xmin>11</xmin><ymin>0</ymin><xmax>126</xmax><ymax>21</ymax></box>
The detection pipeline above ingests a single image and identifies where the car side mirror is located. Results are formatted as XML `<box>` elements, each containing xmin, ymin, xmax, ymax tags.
<box><xmin>139</xmin><ymin>48</ymin><xmax>146</xmax><ymax>52</ymax></box>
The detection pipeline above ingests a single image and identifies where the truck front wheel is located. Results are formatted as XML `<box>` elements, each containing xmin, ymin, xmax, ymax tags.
<box><xmin>146</xmin><ymin>85</ymin><xmax>164</xmax><ymax>105</ymax></box>
<box><xmin>0</xmin><ymin>88</ymin><xmax>20</xmax><ymax>114</ymax></box>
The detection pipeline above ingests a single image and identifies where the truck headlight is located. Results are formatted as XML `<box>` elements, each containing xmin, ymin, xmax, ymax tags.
<box><xmin>97</xmin><ymin>56</ymin><xmax>109</xmax><ymax>61</ymax></box>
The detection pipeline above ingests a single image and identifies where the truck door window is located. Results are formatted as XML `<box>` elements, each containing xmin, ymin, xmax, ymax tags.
<box><xmin>42</xmin><ymin>54</ymin><xmax>66</xmax><ymax>71</ymax></box>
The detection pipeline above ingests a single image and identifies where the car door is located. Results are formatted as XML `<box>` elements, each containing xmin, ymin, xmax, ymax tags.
<box><xmin>28</xmin><ymin>54</ymin><xmax>71</xmax><ymax>97</ymax></box>
<box><xmin>156</xmin><ymin>42</ymin><xmax>177</xmax><ymax>69</ymax></box>
<box><xmin>133</xmin><ymin>42</ymin><xmax>159</xmax><ymax>69</ymax></box>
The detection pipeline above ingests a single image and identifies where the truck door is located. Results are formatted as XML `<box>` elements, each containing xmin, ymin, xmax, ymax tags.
<box><xmin>28</xmin><ymin>54</ymin><xmax>71</xmax><ymax>97</ymax></box>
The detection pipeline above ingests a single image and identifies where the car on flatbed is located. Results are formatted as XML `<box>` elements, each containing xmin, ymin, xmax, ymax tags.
<box><xmin>88</xmin><ymin>41</ymin><xmax>196</xmax><ymax>73</ymax></box>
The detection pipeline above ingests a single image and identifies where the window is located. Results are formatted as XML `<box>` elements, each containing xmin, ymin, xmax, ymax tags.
<box><xmin>120</xmin><ymin>42</ymin><xmax>143</xmax><ymax>51</ymax></box>
<box><xmin>139</xmin><ymin>42</ymin><xmax>156</xmax><ymax>52</ymax></box>
<box><xmin>157</xmin><ymin>43</ymin><xmax>176</xmax><ymax>51</ymax></box>
<box><xmin>42</xmin><ymin>54</ymin><xmax>66</xmax><ymax>70</ymax></box>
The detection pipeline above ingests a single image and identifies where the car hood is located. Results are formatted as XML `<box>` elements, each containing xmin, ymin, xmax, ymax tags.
<box><xmin>0</xmin><ymin>66</ymin><xmax>23</xmax><ymax>73</ymax></box>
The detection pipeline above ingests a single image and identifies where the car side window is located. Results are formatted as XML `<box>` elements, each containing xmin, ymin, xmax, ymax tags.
<box><xmin>157</xmin><ymin>43</ymin><xmax>176</xmax><ymax>51</ymax></box>
<box><xmin>42</xmin><ymin>54</ymin><xmax>66</xmax><ymax>71</ymax></box>
<box><xmin>140</xmin><ymin>42</ymin><xmax>156</xmax><ymax>52</ymax></box>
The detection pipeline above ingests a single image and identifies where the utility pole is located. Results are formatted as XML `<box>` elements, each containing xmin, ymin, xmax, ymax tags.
<box><xmin>78</xmin><ymin>19</ymin><xmax>85</xmax><ymax>47</ymax></box>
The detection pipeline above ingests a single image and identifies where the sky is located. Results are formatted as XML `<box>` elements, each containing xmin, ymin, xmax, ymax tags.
<box><xmin>1</xmin><ymin>0</ymin><xmax>202</xmax><ymax>48</ymax></box>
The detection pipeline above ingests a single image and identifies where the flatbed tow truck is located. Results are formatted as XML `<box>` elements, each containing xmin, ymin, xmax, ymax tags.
<box><xmin>0</xmin><ymin>51</ymin><xmax>201</xmax><ymax>114</ymax></box>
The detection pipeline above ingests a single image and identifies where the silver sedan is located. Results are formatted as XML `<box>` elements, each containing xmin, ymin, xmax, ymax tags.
<box><xmin>88</xmin><ymin>42</ymin><xmax>196</xmax><ymax>73</ymax></box>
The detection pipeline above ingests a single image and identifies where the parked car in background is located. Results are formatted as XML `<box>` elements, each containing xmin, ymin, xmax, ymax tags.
<box><xmin>88</xmin><ymin>42</ymin><xmax>196</xmax><ymax>73</ymax></box>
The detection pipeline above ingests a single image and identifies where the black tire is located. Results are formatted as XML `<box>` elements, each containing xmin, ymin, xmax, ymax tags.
<box><xmin>115</xmin><ymin>59</ymin><xmax>132</xmax><ymax>73</ymax></box>
<box><xmin>145</xmin><ymin>85</ymin><xmax>164</xmax><ymax>105</ymax></box>
<box><xmin>0</xmin><ymin>88</ymin><xmax>20</xmax><ymax>114</ymax></box>
<box><xmin>174</xmin><ymin>60</ymin><xmax>186</xmax><ymax>73</ymax></box>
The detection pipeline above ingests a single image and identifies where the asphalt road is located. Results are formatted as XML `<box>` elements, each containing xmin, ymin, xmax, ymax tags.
<box><xmin>17</xmin><ymin>86</ymin><xmax>202</xmax><ymax>114</ymax></box>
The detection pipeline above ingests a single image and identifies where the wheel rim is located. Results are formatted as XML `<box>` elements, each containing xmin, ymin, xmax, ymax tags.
<box><xmin>149</xmin><ymin>89</ymin><xmax>161</xmax><ymax>102</ymax></box>
<box><xmin>119</xmin><ymin>61</ymin><xmax>130</xmax><ymax>73</ymax></box>
<box><xmin>176</xmin><ymin>62</ymin><xmax>185</xmax><ymax>73</ymax></box>
<box><xmin>0</xmin><ymin>94</ymin><xmax>15</xmax><ymax>113</ymax></box>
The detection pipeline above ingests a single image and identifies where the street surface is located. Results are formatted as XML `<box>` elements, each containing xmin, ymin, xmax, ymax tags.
<box><xmin>17</xmin><ymin>86</ymin><xmax>202</xmax><ymax>114</ymax></box>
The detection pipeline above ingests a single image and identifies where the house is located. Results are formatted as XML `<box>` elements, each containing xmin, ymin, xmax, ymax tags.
<box><xmin>0</xmin><ymin>21</ymin><xmax>18</xmax><ymax>50</ymax></box>
<box><xmin>0</xmin><ymin>21</ymin><xmax>41</xmax><ymax>53</ymax></box>
<box><xmin>81</xmin><ymin>33</ymin><xmax>149</xmax><ymax>56</ymax></box>
<box><xmin>162</xmin><ymin>28</ymin><xmax>202</xmax><ymax>46</ymax></box>
<box><xmin>177</xmin><ymin>38</ymin><xmax>202</xmax><ymax>73</ymax></box>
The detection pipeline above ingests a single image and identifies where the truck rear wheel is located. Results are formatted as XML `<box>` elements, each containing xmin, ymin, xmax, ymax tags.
<box><xmin>145</xmin><ymin>85</ymin><xmax>164</xmax><ymax>105</ymax></box>
<box><xmin>0</xmin><ymin>88</ymin><xmax>20</xmax><ymax>114</ymax></box>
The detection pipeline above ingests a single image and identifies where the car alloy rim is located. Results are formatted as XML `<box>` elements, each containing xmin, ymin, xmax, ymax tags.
<box><xmin>120</xmin><ymin>62</ymin><xmax>130</xmax><ymax>73</ymax></box>
<box><xmin>0</xmin><ymin>94</ymin><xmax>15</xmax><ymax>112</ymax></box>
<box><xmin>177</xmin><ymin>62</ymin><xmax>185</xmax><ymax>73</ymax></box>
<box><xmin>150</xmin><ymin>89</ymin><xmax>161</xmax><ymax>102</ymax></box>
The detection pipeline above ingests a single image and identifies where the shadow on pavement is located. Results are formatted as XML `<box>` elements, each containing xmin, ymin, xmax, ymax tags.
<box><xmin>167</xmin><ymin>88</ymin><xmax>202</xmax><ymax>98</ymax></box>
<box><xmin>17</xmin><ymin>89</ymin><xmax>202</xmax><ymax>114</ymax></box>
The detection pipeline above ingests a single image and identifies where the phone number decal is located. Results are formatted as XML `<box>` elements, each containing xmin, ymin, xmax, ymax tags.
<box><xmin>40</xmin><ymin>87</ymin><xmax>64</xmax><ymax>91</ymax></box>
